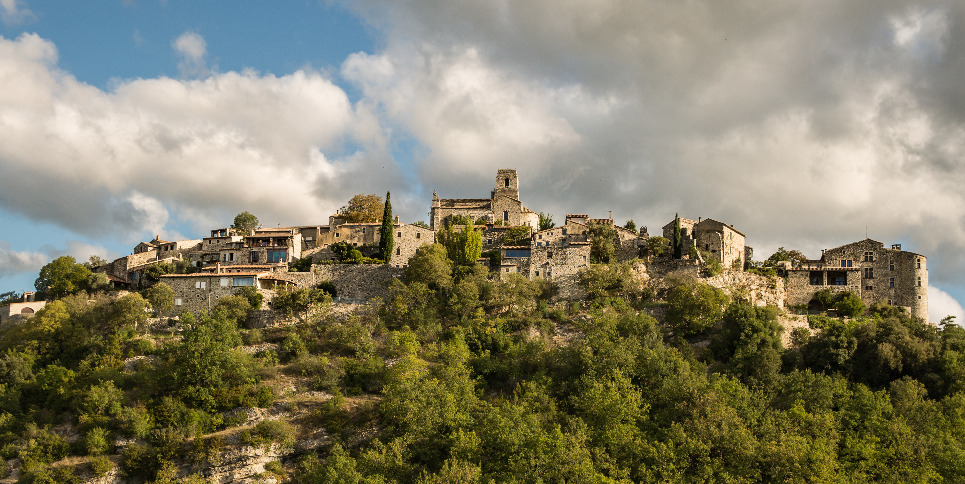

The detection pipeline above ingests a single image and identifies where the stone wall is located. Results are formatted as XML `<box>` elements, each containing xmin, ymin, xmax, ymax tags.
<box><xmin>703</xmin><ymin>270</ymin><xmax>786</xmax><ymax>309</ymax></box>
<box><xmin>162</xmin><ymin>273</ymin><xmax>255</xmax><ymax>314</ymax></box>
<box><xmin>312</xmin><ymin>264</ymin><xmax>403</xmax><ymax>300</ymax></box>
<box><xmin>784</xmin><ymin>239</ymin><xmax>929</xmax><ymax>320</ymax></box>
<box><xmin>786</xmin><ymin>268</ymin><xmax>862</xmax><ymax>308</ymax></box>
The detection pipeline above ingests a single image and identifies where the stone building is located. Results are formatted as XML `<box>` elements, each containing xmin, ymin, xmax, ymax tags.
<box><xmin>430</xmin><ymin>169</ymin><xmax>539</xmax><ymax>231</ymax></box>
<box><xmin>314</xmin><ymin>218</ymin><xmax>434</xmax><ymax>268</ymax></box>
<box><xmin>785</xmin><ymin>239</ymin><xmax>928</xmax><ymax>320</ymax></box>
<box><xmin>159</xmin><ymin>264</ymin><xmax>312</xmax><ymax>315</ymax></box>
<box><xmin>662</xmin><ymin>217</ymin><xmax>747</xmax><ymax>268</ymax></box>
<box><xmin>0</xmin><ymin>293</ymin><xmax>46</xmax><ymax>325</ymax></box>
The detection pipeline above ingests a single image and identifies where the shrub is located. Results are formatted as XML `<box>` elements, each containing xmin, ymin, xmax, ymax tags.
<box><xmin>241</xmin><ymin>419</ymin><xmax>295</xmax><ymax>451</ymax></box>
<box><xmin>89</xmin><ymin>455</ymin><xmax>114</xmax><ymax>477</ymax></box>
<box><xmin>84</xmin><ymin>426</ymin><xmax>112</xmax><ymax>455</ymax></box>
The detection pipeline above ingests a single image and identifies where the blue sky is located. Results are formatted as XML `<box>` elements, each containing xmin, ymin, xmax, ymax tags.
<box><xmin>2</xmin><ymin>0</ymin><xmax>965</xmax><ymax>323</ymax></box>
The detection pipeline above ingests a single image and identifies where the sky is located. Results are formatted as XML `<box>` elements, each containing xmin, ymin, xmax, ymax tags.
<box><xmin>1</xmin><ymin>0</ymin><xmax>964</xmax><ymax>323</ymax></box>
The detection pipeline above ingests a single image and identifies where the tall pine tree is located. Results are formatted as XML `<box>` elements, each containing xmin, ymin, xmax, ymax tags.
<box><xmin>379</xmin><ymin>191</ymin><xmax>394</xmax><ymax>264</ymax></box>
<box><xmin>672</xmin><ymin>213</ymin><xmax>683</xmax><ymax>259</ymax></box>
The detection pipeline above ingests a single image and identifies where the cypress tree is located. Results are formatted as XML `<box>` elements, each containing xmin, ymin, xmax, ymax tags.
<box><xmin>379</xmin><ymin>191</ymin><xmax>394</xmax><ymax>264</ymax></box>
<box><xmin>673</xmin><ymin>213</ymin><xmax>682</xmax><ymax>259</ymax></box>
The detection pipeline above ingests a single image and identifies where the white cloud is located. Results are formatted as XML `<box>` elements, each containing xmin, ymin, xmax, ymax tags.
<box><xmin>929</xmin><ymin>286</ymin><xmax>965</xmax><ymax>326</ymax></box>
<box><xmin>340</xmin><ymin>0</ymin><xmax>965</xmax><ymax>292</ymax></box>
<box><xmin>0</xmin><ymin>242</ymin><xmax>47</xmax><ymax>279</ymax></box>
<box><xmin>173</xmin><ymin>31</ymin><xmax>209</xmax><ymax>78</ymax></box>
<box><xmin>0</xmin><ymin>33</ymin><xmax>395</xmax><ymax>243</ymax></box>
<box><xmin>0</xmin><ymin>0</ymin><xmax>34</xmax><ymax>25</ymax></box>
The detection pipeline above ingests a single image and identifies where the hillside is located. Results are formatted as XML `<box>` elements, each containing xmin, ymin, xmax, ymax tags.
<box><xmin>1</xmin><ymin>259</ymin><xmax>964</xmax><ymax>483</ymax></box>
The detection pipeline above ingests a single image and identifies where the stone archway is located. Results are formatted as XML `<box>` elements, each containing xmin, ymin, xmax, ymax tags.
<box><xmin>20</xmin><ymin>307</ymin><xmax>34</xmax><ymax>315</ymax></box>
<box><xmin>807</xmin><ymin>298</ymin><xmax>824</xmax><ymax>313</ymax></box>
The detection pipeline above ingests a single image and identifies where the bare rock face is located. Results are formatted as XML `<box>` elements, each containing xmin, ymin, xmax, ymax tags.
<box><xmin>195</xmin><ymin>444</ymin><xmax>283</xmax><ymax>483</ymax></box>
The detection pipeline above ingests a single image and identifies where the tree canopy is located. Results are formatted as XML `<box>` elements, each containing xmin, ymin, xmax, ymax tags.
<box><xmin>340</xmin><ymin>194</ymin><xmax>384</xmax><ymax>223</ymax></box>
<box><xmin>34</xmin><ymin>256</ymin><xmax>93</xmax><ymax>299</ymax></box>
<box><xmin>232</xmin><ymin>211</ymin><xmax>259</xmax><ymax>235</ymax></box>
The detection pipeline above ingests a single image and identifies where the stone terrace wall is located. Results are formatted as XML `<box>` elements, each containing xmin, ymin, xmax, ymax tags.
<box><xmin>704</xmin><ymin>271</ymin><xmax>786</xmax><ymax>309</ymax></box>
<box><xmin>312</xmin><ymin>264</ymin><xmax>403</xmax><ymax>300</ymax></box>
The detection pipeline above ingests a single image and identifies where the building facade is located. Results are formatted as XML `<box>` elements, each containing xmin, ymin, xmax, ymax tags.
<box><xmin>785</xmin><ymin>239</ymin><xmax>928</xmax><ymax>320</ymax></box>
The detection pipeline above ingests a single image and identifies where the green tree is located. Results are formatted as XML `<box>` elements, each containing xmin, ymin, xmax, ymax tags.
<box><xmin>712</xmin><ymin>301</ymin><xmax>783</xmax><ymax>387</ymax></box>
<box><xmin>142</xmin><ymin>282</ymin><xmax>175</xmax><ymax>317</ymax></box>
<box><xmin>440</xmin><ymin>221</ymin><xmax>482</xmax><ymax>266</ymax></box>
<box><xmin>624</xmin><ymin>219</ymin><xmax>636</xmax><ymax>233</ymax></box>
<box><xmin>672</xmin><ymin>213</ymin><xmax>683</xmax><ymax>260</ymax></box>
<box><xmin>341</xmin><ymin>194</ymin><xmax>383</xmax><ymax>223</ymax></box>
<box><xmin>232</xmin><ymin>211</ymin><xmax>259</xmax><ymax>235</ymax></box>
<box><xmin>379</xmin><ymin>191</ymin><xmax>394</xmax><ymax>264</ymax></box>
<box><xmin>502</xmin><ymin>226</ymin><xmax>531</xmax><ymax>246</ymax></box>
<box><xmin>538</xmin><ymin>212</ymin><xmax>555</xmax><ymax>231</ymax></box>
<box><xmin>35</xmin><ymin>256</ymin><xmax>93</xmax><ymax>299</ymax></box>
<box><xmin>644</xmin><ymin>236</ymin><xmax>671</xmax><ymax>258</ymax></box>
<box><xmin>587</xmin><ymin>221</ymin><xmax>616</xmax><ymax>263</ymax></box>
<box><xmin>235</xmin><ymin>286</ymin><xmax>263</xmax><ymax>310</ymax></box>
<box><xmin>666</xmin><ymin>279</ymin><xmax>729</xmax><ymax>336</ymax></box>
<box><xmin>404</xmin><ymin>244</ymin><xmax>452</xmax><ymax>290</ymax></box>
<box><xmin>765</xmin><ymin>247</ymin><xmax>808</xmax><ymax>266</ymax></box>
<box><xmin>835</xmin><ymin>291</ymin><xmax>866</xmax><ymax>317</ymax></box>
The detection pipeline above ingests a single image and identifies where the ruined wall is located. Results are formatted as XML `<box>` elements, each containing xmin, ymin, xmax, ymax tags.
<box><xmin>312</xmin><ymin>264</ymin><xmax>403</xmax><ymax>300</ymax></box>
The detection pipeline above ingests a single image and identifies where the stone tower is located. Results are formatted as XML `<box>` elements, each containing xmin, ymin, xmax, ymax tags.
<box><xmin>494</xmin><ymin>169</ymin><xmax>519</xmax><ymax>200</ymax></box>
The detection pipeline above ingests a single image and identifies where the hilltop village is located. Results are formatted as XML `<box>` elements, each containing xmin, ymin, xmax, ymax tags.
<box><xmin>2</xmin><ymin>169</ymin><xmax>930</xmax><ymax>323</ymax></box>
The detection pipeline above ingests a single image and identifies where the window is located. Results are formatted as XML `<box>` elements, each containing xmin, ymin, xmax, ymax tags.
<box><xmin>362</xmin><ymin>228</ymin><xmax>366</xmax><ymax>234</ymax></box>
<box><xmin>503</xmin><ymin>211</ymin><xmax>509</xmax><ymax>221</ymax></box>
<box><xmin>890</xmin><ymin>260</ymin><xmax>895</xmax><ymax>271</ymax></box>
<box><xmin>889</xmin><ymin>277</ymin><xmax>895</xmax><ymax>288</ymax></box>
<box><xmin>547</xmin><ymin>252</ymin><xmax>554</xmax><ymax>258</ymax></box>
<box><xmin>233</xmin><ymin>277</ymin><xmax>254</xmax><ymax>286</ymax></box>
<box><xmin>267</xmin><ymin>250</ymin><xmax>287</xmax><ymax>263</ymax></box>
<box><xmin>863</xmin><ymin>268</ymin><xmax>874</xmax><ymax>279</ymax></box>
<box><xmin>917</xmin><ymin>259</ymin><xmax>921</xmax><ymax>269</ymax></box>
<box><xmin>865</xmin><ymin>285</ymin><xmax>873</xmax><ymax>291</ymax></box>
<box><xmin>917</xmin><ymin>277</ymin><xmax>921</xmax><ymax>287</ymax></box>
<box><xmin>175</xmin><ymin>298</ymin><xmax>182</xmax><ymax>306</ymax></box>
<box><xmin>397</xmin><ymin>231</ymin><xmax>402</xmax><ymax>237</ymax></box>
<box><xmin>505</xmin><ymin>249</ymin><xmax>531</xmax><ymax>258</ymax></box>
<box><xmin>809</xmin><ymin>271</ymin><xmax>823</xmax><ymax>286</ymax></box>
<box><xmin>863</xmin><ymin>251</ymin><xmax>874</xmax><ymax>262</ymax></box>
<box><xmin>335</xmin><ymin>232</ymin><xmax>340</xmax><ymax>238</ymax></box>
<box><xmin>538</xmin><ymin>235</ymin><xmax>542</xmax><ymax>239</ymax></box>
<box><xmin>504</xmin><ymin>178</ymin><xmax>510</xmax><ymax>187</ymax></box>
<box><xmin>221</xmin><ymin>278</ymin><xmax>229</xmax><ymax>287</ymax></box>
<box><xmin>535</xmin><ymin>271</ymin><xmax>539</xmax><ymax>276</ymax></box>
<box><xmin>828</xmin><ymin>271</ymin><xmax>847</xmax><ymax>285</ymax></box>
<box><xmin>416</xmin><ymin>233</ymin><xmax>421</xmax><ymax>239</ymax></box>
<box><xmin>195</xmin><ymin>281</ymin><xmax>206</xmax><ymax>289</ymax></box>
<box><xmin>250</xmin><ymin>251</ymin><xmax>259</xmax><ymax>263</ymax></box>
<box><xmin>396</xmin><ymin>248</ymin><xmax>401</xmax><ymax>255</ymax></box>
<box><xmin>840</xmin><ymin>259</ymin><xmax>853</xmax><ymax>267</ymax></box>
<box><xmin>562</xmin><ymin>228</ymin><xmax>567</xmax><ymax>235</ymax></box>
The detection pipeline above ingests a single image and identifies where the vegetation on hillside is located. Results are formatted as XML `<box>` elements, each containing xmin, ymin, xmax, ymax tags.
<box><xmin>2</xmin><ymin>247</ymin><xmax>964</xmax><ymax>482</ymax></box>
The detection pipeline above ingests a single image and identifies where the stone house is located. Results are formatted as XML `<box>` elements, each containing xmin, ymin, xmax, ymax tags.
<box><xmin>244</xmin><ymin>228</ymin><xmax>303</xmax><ymax>264</ymax></box>
<box><xmin>662</xmin><ymin>217</ymin><xmax>747</xmax><ymax>268</ymax></box>
<box><xmin>785</xmin><ymin>239</ymin><xmax>928</xmax><ymax>320</ymax></box>
<box><xmin>430</xmin><ymin>169</ymin><xmax>539</xmax><ymax>231</ymax></box>
<box><xmin>0</xmin><ymin>293</ymin><xmax>46</xmax><ymax>325</ymax></box>
<box><xmin>159</xmin><ymin>264</ymin><xmax>311</xmax><ymax>315</ymax></box>
<box><xmin>314</xmin><ymin>219</ymin><xmax>434</xmax><ymax>268</ymax></box>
